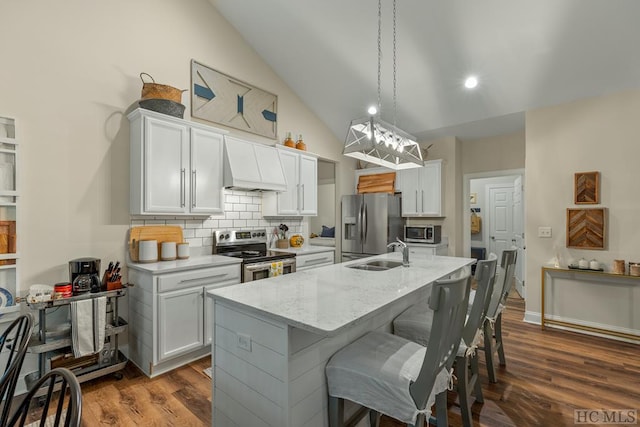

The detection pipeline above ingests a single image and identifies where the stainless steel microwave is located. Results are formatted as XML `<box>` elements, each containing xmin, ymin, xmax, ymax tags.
<box><xmin>404</xmin><ymin>225</ymin><xmax>442</xmax><ymax>244</ymax></box>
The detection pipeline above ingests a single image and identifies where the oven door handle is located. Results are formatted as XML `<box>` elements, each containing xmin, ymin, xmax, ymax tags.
<box><xmin>245</xmin><ymin>258</ymin><xmax>296</xmax><ymax>271</ymax></box>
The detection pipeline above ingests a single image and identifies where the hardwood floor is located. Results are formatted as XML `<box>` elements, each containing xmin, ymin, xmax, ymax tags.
<box><xmin>59</xmin><ymin>292</ymin><xmax>638</xmax><ymax>426</ymax></box>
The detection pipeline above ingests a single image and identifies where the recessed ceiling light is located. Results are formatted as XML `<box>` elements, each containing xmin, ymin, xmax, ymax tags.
<box><xmin>367</xmin><ymin>105</ymin><xmax>378</xmax><ymax>115</ymax></box>
<box><xmin>464</xmin><ymin>76</ymin><xmax>478</xmax><ymax>89</ymax></box>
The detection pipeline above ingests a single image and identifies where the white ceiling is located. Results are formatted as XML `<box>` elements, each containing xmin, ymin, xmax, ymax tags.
<box><xmin>211</xmin><ymin>0</ymin><xmax>640</xmax><ymax>143</ymax></box>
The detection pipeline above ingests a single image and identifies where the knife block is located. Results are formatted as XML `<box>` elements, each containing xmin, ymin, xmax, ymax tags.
<box><xmin>276</xmin><ymin>239</ymin><xmax>289</xmax><ymax>249</ymax></box>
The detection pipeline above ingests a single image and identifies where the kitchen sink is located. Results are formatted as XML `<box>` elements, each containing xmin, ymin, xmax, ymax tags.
<box><xmin>347</xmin><ymin>260</ymin><xmax>404</xmax><ymax>271</ymax></box>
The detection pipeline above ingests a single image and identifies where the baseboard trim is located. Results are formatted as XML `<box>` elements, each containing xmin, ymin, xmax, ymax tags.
<box><xmin>529</xmin><ymin>311</ymin><xmax>640</xmax><ymax>344</ymax></box>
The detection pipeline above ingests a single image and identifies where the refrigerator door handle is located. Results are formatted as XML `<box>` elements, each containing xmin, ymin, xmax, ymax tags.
<box><xmin>359</xmin><ymin>201</ymin><xmax>364</xmax><ymax>242</ymax></box>
<box><xmin>363</xmin><ymin>203</ymin><xmax>368</xmax><ymax>243</ymax></box>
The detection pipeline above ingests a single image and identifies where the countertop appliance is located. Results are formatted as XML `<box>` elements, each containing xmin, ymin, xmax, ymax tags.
<box><xmin>341</xmin><ymin>193</ymin><xmax>403</xmax><ymax>262</ymax></box>
<box><xmin>213</xmin><ymin>229</ymin><xmax>296</xmax><ymax>282</ymax></box>
<box><xmin>404</xmin><ymin>225</ymin><xmax>442</xmax><ymax>244</ymax></box>
<box><xmin>69</xmin><ymin>257</ymin><xmax>101</xmax><ymax>295</ymax></box>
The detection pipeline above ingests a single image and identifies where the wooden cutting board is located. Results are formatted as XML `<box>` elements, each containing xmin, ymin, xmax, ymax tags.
<box><xmin>128</xmin><ymin>226</ymin><xmax>184</xmax><ymax>262</ymax></box>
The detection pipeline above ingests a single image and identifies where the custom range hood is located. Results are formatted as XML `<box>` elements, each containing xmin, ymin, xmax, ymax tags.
<box><xmin>223</xmin><ymin>136</ymin><xmax>287</xmax><ymax>192</ymax></box>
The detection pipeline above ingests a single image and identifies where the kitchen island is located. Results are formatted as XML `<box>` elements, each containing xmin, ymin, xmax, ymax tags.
<box><xmin>209</xmin><ymin>252</ymin><xmax>474</xmax><ymax>427</ymax></box>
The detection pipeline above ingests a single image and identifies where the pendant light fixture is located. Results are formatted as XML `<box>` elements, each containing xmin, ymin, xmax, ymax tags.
<box><xmin>343</xmin><ymin>0</ymin><xmax>424</xmax><ymax>170</ymax></box>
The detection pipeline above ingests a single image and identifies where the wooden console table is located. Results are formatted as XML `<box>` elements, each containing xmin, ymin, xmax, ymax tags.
<box><xmin>541</xmin><ymin>267</ymin><xmax>640</xmax><ymax>342</ymax></box>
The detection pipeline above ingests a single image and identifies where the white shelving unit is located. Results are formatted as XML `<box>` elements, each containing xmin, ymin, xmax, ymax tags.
<box><xmin>0</xmin><ymin>116</ymin><xmax>19</xmax><ymax>317</ymax></box>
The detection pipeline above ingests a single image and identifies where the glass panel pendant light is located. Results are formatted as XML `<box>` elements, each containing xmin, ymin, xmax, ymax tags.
<box><xmin>343</xmin><ymin>0</ymin><xmax>424</xmax><ymax>170</ymax></box>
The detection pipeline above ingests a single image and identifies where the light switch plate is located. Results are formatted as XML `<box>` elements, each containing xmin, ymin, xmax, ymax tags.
<box><xmin>538</xmin><ymin>226</ymin><xmax>552</xmax><ymax>238</ymax></box>
<box><xmin>237</xmin><ymin>333</ymin><xmax>252</xmax><ymax>351</ymax></box>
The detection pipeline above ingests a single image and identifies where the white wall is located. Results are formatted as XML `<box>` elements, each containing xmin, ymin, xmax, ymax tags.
<box><xmin>462</xmin><ymin>131</ymin><xmax>525</xmax><ymax>174</ymax></box>
<box><xmin>525</xmin><ymin>89</ymin><xmax>640</xmax><ymax>333</ymax></box>
<box><xmin>309</xmin><ymin>183</ymin><xmax>336</xmax><ymax>235</ymax></box>
<box><xmin>0</xmin><ymin>0</ymin><xmax>353</xmax><ymax>292</ymax></box>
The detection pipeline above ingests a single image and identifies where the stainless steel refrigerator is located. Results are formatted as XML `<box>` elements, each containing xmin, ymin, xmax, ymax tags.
<box><xmin>341</xmin><ymin>193</ymin><xmax>403</xmax><ymax>262</ymax></box>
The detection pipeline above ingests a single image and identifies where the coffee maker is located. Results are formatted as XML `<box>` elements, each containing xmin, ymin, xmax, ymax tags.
<box><xmin>69</xmin><ymin>257</ymin><xmax>101</xmax><ymax>295</ymax></box>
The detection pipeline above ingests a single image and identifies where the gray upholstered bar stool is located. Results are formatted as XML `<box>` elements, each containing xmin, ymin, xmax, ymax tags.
<box><xmin>325</xmin><ymin>273</ymin><xmax>472</xmax><ymax>427</ymax></box>
<box><xmin>393</xmin><ymin>259</ymin><xmax>497</xmax><ymax>427</ymax></box>
<box><xmin>480</xmin><ymin>249</ymin><xmax>517</xmax><ymax>383</ymax></box>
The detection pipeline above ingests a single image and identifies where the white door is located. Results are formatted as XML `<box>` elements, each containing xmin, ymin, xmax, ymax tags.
<box><xmin>398</xmin><ymin>168</ymin><xmax>420</xmax><ymax>216</ymax></box>
<box><xmin>277</xmin><ymin>150</ymin><xmax>299</xmax><ymax>215</ymax></box>
<box><xmin>488</xmin><ymin>185</ymin><xmax>514</xmax><ymax>261</ymax></box>
<box><xmin>190</xmin><ymin>128</ymin><xmax>224</xmax><ymax>214</ymax></box>
<box><xmin>513</xmin><ymin>175</ymin><xmax>526</xmax><ymax>297</ymax></box>
<box><xmin>299</xmin><ymin>154</ymin><xmax>317</xmax><ymax>215</ymax></box>
<box><xmin>157</xmin><ymin>287</ymin><xmax>204</xmax><ymax>362</ymax></box>
<box><xmin>419</xmin><ymin>162</ymin><xmax>442</xmax><ymax>216</ymax></box>
<box><xmin>144</xmin><ymin>117</ymin><xmax>188</xmax><ymax>213</ymax></box>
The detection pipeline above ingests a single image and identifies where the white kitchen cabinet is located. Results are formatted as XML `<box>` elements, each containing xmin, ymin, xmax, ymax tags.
<box><xmin>295</xmin><ymin>250</ymin><xmax>335</xmax><ymax>271</ymax></box>
<box><xmin>128</xmin><ymin>108</ymin><xmax>226</xmax><ymax>215</ymax></box>
<box><xmin>157</xmin><ymin>286</ymin><xmax>204</xmax><ymax>361</ymax></box>
<box><xmin>406</xmin><ymin>242</ymin><xmax>448</xmax><ymax>258</ymax></box>
<box><xmin>128</xmin><ymin>259</ymin><xmax>241</xmax><ymax>377</ymax></box>
<box><xmin>397</xmin><ymin>159</ymin><xmax>443</xmax><ymax>217</ymax></box>
<box><xmin>263</xmin><ymin>146</ymin><xmax>318</xmax><ymax>217</ymax></box>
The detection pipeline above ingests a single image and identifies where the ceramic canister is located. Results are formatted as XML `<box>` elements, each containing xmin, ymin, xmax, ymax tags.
<box><xmin>161</xmin><ymin>241</ymin><xmax>177</xmax><ymax>261</ymax></box>
<box><xmin>177</xmin><ymin>242</ymin><xmax>190</xmax><ymax>259</ymax></box>
<box><xmin>138</xmin><ymin>240</ymin><xmax>158</xmax><ymax>263</ymax></box>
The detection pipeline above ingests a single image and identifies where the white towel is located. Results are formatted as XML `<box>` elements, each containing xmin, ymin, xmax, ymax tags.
<box><xmin>70</xmin><ymin>297</ymin><xmax>106</xmax><ymax>358</ymax></box>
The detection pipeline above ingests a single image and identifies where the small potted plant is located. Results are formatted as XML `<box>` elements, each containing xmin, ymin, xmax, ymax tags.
<box><xmin>276</xmin><ymin>224</ymin><xmax>289</xmax><ymax>248</ymax></box>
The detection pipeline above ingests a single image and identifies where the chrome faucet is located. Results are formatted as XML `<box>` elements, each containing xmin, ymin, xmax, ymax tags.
<box><xmin>387</xmin><ymin>238</ymin><xmax>409</xmax><ymax>267</ymax></box>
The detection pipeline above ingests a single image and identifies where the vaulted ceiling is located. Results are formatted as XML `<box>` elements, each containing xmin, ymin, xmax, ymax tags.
<box><xmin>212</xmin><ymin>0</ymin><xmax>640</xmax><ymax>143</ymax></box>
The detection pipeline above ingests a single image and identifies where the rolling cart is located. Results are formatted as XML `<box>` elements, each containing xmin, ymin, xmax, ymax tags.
<box><xmin>24</xmin><ymin>286</ymin><xmax>128</xmax><ymax>392</ymax></box>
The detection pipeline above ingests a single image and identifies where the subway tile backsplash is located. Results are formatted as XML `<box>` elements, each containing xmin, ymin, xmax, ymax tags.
<box><xmin>130</xmin><ymin>189</ymin><xmax>303</xmax><ymax>256</ymax></box>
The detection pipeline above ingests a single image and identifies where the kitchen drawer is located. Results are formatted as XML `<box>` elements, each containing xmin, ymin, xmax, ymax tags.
<box><xmin>157</xmin><ymin>264</ymin><xmax>240</xmax><ymax>293</ymax></box>
<box><xmin>296</xmin><ymin>251</ymin><xmax>334</xmax><ymax>271</ymax></box>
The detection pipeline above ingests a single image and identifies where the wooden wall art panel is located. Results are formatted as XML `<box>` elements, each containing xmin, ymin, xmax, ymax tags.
<box><xmin>191</xmin><ymin>60</ymin><xmax>278</xmax><ymax>139</ymax></box>
<box><xmin>574</xmin><ymin>171</ymin><xmax>600</xmax><ymax>204</ymax></box>
<box><xmin>566</xmin><ymin>208</ymin><xmax>606</xmax><ymax>249</ymax></box>
<box><xmin>357</xmin><ymin>172</ymin><xmax>396</xmax><ymax>194</ymax></box>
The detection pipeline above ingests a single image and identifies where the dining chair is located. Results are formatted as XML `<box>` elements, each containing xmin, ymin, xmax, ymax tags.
<box><xmin>393</xmin><ymin>258</ymin><xmax>497</xmax><ymax>427</ymax></box>
<box><xmin>482</xmin><ymin>249</ymin><xmax>517</xmax><ymax>383</ymax></box>
<box><xmin>0</xmin><ymin>313</ymin><xmax>34</xmax><ymax>426</ymax></box>
<box><xmin>7</xmin><ymin>367</ymin><xmax>82</xmax><ymax>427</ymax></box>
<box><xmin>325</xmin><ymin>273</ymin><xmax>471</xmax><ymax>427</ymax></box>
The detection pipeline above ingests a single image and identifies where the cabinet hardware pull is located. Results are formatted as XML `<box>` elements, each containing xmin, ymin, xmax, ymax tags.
<box><xmin>301</xmin><ymin>184</ymin><xmax>305</xmax><ymax>210</ymax></box>
<box><xmin>179</xmin><ymin>273</ymin><xmax>228</xmax><ymax>284</ymax></box>
<box><xmin>304</xmin><ymin>257</ymin><xmax>329</xmax><ymax>266</ymax></box>
<box><xmin>415</xmin><ymin>190</ymin><xmax>418</xmax><ymax>212</ymax></box>
<box><xmin>421</xmin><ymin>190</ymin><xmax>424</xmax><ymax>212</ymax></box>
<box><xmin>192</xmin><ymin>170</ymin><xmax>197</xmax><ymax>208</ymax></box>
<box><xmin>180</xmin><ymin>168</ymin><xmax>186</xmax><ymax>207</ymax></box>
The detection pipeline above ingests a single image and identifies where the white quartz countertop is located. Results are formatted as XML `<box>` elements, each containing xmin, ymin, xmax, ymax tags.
<box><xmin>270</xmin><ymin>246</ymin><xmax>335</xmax><ymax>255</ymax></box>
<box><xmin>209</xmin><ymin>252</ymin><xmax>474</xmax><ymax>336</ymax></box>
<box><xmin>127</xmin><ymin>255</ymin><xmax>241</xmax><ymax>274</ymax></box>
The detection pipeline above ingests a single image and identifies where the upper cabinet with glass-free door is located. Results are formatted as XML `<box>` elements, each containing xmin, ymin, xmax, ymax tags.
<box><xmin>128</xmin><ymin>109</ymin><xmax>226</xmax><ymax>215</ymax></box>
<box><xmin>397</xmin><ymin>159</ymin><xmax>443</xmax><ymax>217</ymax></box>
<box><xmin>263</xmin><ymin>146</ymin><xmax>318</xmax><ymax>217</ymax></box>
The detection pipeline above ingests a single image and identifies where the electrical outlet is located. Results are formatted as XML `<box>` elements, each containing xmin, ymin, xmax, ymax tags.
<box><xmin>237</xmin><ymin>333</ymin><xmax>252</xmax><ymax>351</ymax></box>
<box><xmin>538</xmin><ymin>226</ymin><xmax>552</xmax><ymax>238</ymax></box>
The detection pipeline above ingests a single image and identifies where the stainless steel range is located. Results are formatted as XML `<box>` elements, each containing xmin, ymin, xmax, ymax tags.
<box><xmin>213</xmin><ymin>229</ymin><xmax>296</xmax><ymax>282</ymax></box>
